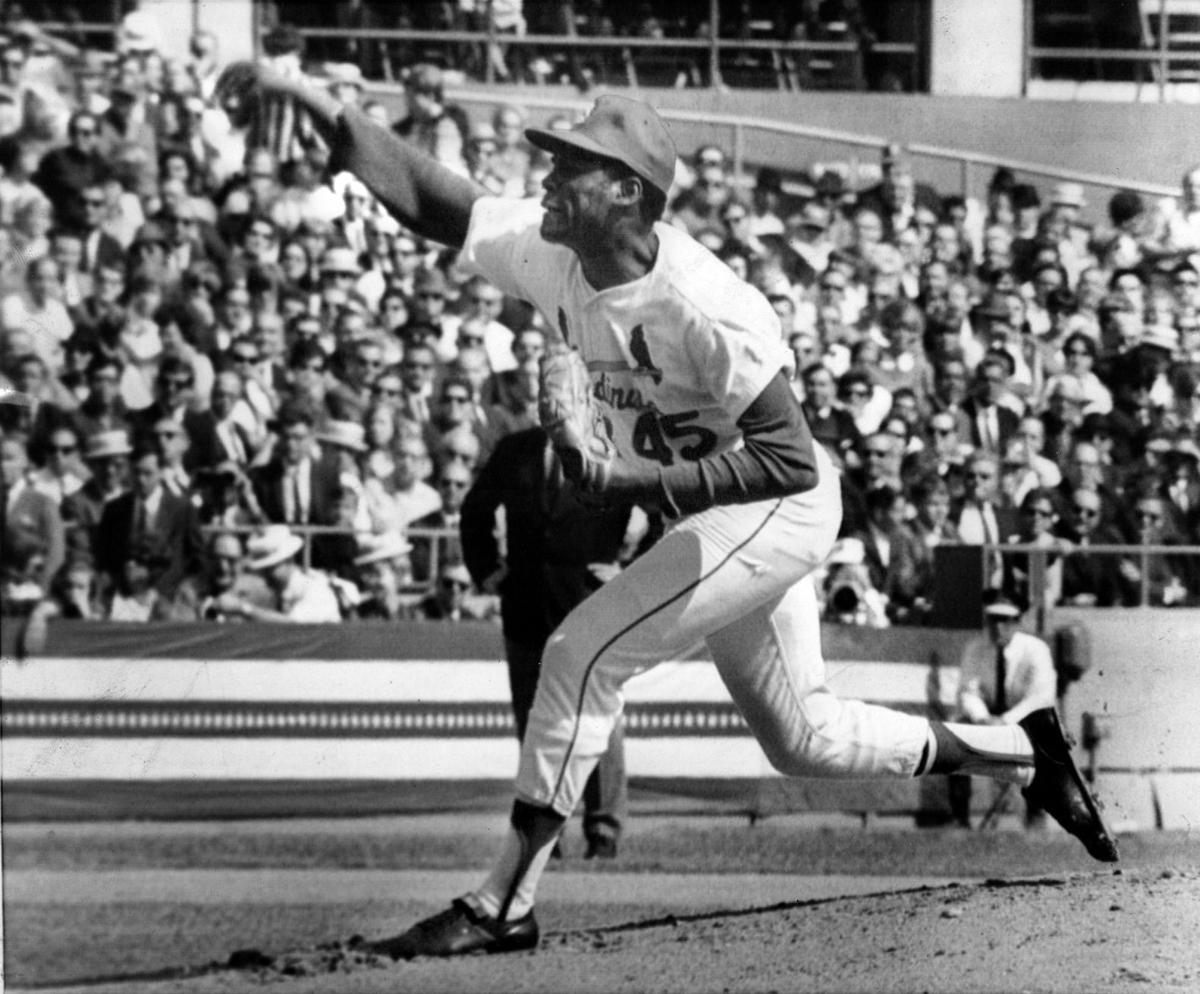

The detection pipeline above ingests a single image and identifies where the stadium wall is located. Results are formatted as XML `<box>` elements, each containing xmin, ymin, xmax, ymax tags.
<box><xmin>2</xmin><ymin>614</ymin><xmax>1194</xmax><ymax>827</ymax></box>
<box><xmin>394</xmin><ymin>83</ymin><xmax>1194</xmax><ymax>197</ymax></box>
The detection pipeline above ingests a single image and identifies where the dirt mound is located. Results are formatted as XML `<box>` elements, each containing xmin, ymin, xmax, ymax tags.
<box><xmin>40</xmin><ymin>868</ymin><xmax>1196</xmax><ymax>994</ymax></box>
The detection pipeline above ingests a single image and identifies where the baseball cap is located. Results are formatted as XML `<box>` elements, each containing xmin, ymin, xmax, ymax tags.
<box><xmin>525</xmin><ymin>95</ymin><xmax>678</xmax><ymax>198</ymax></box>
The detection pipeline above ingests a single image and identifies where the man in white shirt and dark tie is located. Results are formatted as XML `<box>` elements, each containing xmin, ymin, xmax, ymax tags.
<box><xmin>952</xmin><ymin>589</ymin><xmax>1058</xmax><ymax>828</ymax></box>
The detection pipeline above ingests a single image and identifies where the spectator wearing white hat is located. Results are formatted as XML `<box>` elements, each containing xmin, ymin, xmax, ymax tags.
<box><xmin>61</xmin><ymin>428</ymin><xmax>132</xmax><ymax>559</ymax></box>
<box><xmin>316</xmin><ymin>245</ymin><xmax>365</xmax><ymax>317</ymax></box>
<box><xmin>214</xmin><ymin>524</ymin><xmax>341</xmax><ymax>622</ymax></box>
<box><xmin>325</xmin><ymin>63</ymin><xmax>365</xmax><ymax>107</ymax></box>
<box><xmin>334</xmin><ymin>174</ymin><xmax>373</xmax><ymax>256</ymax></box>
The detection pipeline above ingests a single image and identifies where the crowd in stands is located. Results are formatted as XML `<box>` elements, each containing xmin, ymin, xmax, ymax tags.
<box><xmin>3</xmin><ymin>15</ymin><xmax>1200</xmax><ymax>633</ymax></box>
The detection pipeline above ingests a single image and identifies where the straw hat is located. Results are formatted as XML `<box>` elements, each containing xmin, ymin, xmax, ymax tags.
<box><xmin>84</xmin><ymin>429</ymin><xmax>133</xmax><ymax>460</ymax></box>
<box><xmin>1139</xmin><ymin>325</ymin><xmax>1179</xmax><ymax>354</ymax></box>
<box><xmin>319</xmin><ymin>246</ymin><xmax>360</xmax><ymax>274</ymax></box>
<box><xmin>245</xmin><ymin>525</ymin><xmax>303</xmax><ymax>571</ymax></box>
<box><xmin>1050</xmin><ymin>182</ymin><xmax>1087</xmax><ymax>209</ymax></box>
<box><xmin>353</xmin><ymin>532</ymin><xmax>413</xmax><ymax>567</ymax></box>
<box><xmin>315</xmin><ymin>420</ymin><xmax>367</xmax><ymax>454</ymax></box>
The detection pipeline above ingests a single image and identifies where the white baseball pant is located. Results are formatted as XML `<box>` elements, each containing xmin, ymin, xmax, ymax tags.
<box><xmin>516</xmin><ymin>444</ymin><xmax>931</xmax><ymax>817</ymax></box>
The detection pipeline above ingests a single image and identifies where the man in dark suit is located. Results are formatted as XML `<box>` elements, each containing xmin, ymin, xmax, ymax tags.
<box><xmin>249</xmin><ymin>401</ymin><xmax>343</xmax><ymax>570</ymax></box>
<box><xmin>462</xmin><ymin>426</ymin><xmax>638</xmax><ymax>859</ymax></box>
<box><xmin>851</xmin><ymin>484</ymin><xmax>929</xmax><ymax>625</ymax></box>
<box><xmin>961</xmin><ymin>352</ymin><xmax>1020</xmax><ymax>457</ymax></box>
<box><xmin>73</xmin><ymin>353</ymin><xmax>134</xmax><ymax>441</ymax></box>
<box><xmin>62</xmin><ymin>429</ymin><xmax>133</xmax><ymax>562</ymax></box>
<box><xmin>2</xmin><ymin>433</ymin><xmax>65</xmax><ymax>593</ymax></box>
<box><xmin>800</xmin><ymin>362</ymin><xmax>862</xmax><ymax>469</ymax></box>
<box><xmin>131</xmin><ymin>356</ymin><xmax>223</xmax><ymax>473</ymax></box>
<box><xmin>1059</xmin><ymin>487</ymin><xmax>1124</xmax><ymax>607</ymax></box>
<box><xmin>325</xmin><ymin>336</ymin><xmax>381</xmax><ymax>424</ymax></box>
<box><xmin>73</xmin><ymin>182</ymin><xmax>127</xmax><ymax>276</ymax></box>
<box><xmin>31</xmin><ymin>111</ymin><xmax>110</xmax><ymax>230</ymax></box>
<box><xmin>94</xmin><ymin>443</ymin><xmax>203</xmax><ymax>597</ymax></box>
<box><xmin>409</xmin><ymin>458</ymin><xmax>471</xmax><ymax>585</ymax></box>
<box><xmin>928</xmin><ymin>354</ymin><xmax>974</xmax><ymax>448</ymax></box>
<box><xmin>902</xmin><ymin>410</ymin><xmax>969</xmax><ymax>504</ymax></box>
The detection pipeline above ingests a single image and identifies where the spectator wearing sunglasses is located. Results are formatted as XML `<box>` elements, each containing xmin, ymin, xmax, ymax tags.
<box><xmin>411</xmin><ymin>560</ymin><xmax>493</xmax><ymax>622</ymax></box>
<box><xmin>1002</xmin><ymin>487</ymin><xmax>1071</xmax><ymax>612</ymax></box>
<box><xmin>30</xmin><ymin>424</ymin><xmax>87</xmax><ymax>506</ymax></box>
<box><xmin>131</xmin><ymin>355</ymin><xmax>222</xmax><ymax>473</ymax></box>
<box><xmin>31</xmin><ymin>110</ymin><xmax>110</xmax><ymax>230</ymax></box>
<box><xmin>326</xmin><ymin>335</ymin><xmax>385</xmax><ymax>424</ymax></box>
<box><xmin>1117</xmin><ymin>489</ymin><xmax>1195</xmax><ymax>606</ymax></box>
<box><xmin>1059</xmin><ymin>487</ymin><xmax>1123</xmax><ymax>608</ymax></box>
<box><xmin>409</xmin><ymin>265</ymin><xmax>460</xmax><ymax>363</ymax></box>
<box><xmin>459</xmin><ymin>275</ymin><xmax>515</xmax><ymax>373</ymax></box>
<box><xmin>409</xmin><ymin>459</ymin><xmax>473</xmax><ymax>585</ymax></box>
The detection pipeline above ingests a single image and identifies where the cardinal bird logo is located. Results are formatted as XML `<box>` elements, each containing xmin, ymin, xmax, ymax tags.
<box><xmin>629</xmin><ymin>325</ymin><xmax>663</xmax><ymax>384</ymax></box>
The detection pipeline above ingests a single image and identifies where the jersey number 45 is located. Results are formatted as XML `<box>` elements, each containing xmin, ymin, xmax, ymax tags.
<box><xmin>632</xmin><ymin>410</ymin><xmax>718</xmax><ymax>464</ymax></box>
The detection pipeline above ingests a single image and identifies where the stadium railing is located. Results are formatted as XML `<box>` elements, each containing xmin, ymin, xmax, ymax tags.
<box><xmin>186</xmin><ymin>521</ymin><xmax>1200</xmax><ymax>617</ymax></box>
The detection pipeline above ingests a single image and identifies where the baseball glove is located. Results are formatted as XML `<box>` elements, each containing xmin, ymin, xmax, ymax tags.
<box><xmin>539</xmin><ymin>347</ymin><xmax>614</xmax><ymax>492</ymax></box>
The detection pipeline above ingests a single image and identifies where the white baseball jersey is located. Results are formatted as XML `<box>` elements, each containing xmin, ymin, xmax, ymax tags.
<box><xmin>461</xmin><ymin>197</ymin><xmax>793</xmax><ymax>471</ymax></box>
<box><xmin>457</xmin><ymin>193</ymin><xmax>934</xmax><ymax>824</ymax></box>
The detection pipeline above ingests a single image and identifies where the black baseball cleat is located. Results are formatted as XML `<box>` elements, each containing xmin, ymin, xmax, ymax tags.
<box><xmin>1019</xmin><ymin>707</ymin><xmax>1119</xmax><ymax>863</ymax></box>
<box><xmin>364</xmin><ymin>898</ymin><xmax>539</xmax><ymax>959</ymax></box>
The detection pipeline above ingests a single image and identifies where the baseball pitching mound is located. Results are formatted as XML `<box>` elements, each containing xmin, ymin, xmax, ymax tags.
<box><xmin>47</xmin><ymin>868</ymin><xmax>1196</xmax><ymax>994</ymax></box>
